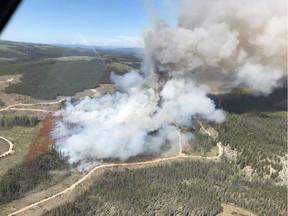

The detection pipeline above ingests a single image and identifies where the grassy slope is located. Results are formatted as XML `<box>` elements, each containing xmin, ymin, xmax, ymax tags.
<box><xmin>0</xmin><ymin>126</ymin><xmax>39</xmax><ymax>177</ymax></box>
<box><xmin>0</xmin><ymin>138</ymin><xmax>9</xmax><ymax>155</ymax></box>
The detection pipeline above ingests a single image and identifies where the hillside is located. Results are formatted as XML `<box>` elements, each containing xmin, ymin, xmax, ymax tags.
<box><xmin>0</xmin><ymin>40</ymin><xmax>141</xmax><ymax>99</ymax></box>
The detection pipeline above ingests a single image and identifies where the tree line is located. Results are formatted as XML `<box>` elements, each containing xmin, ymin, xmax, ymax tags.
<box><xmin>0</xmin><ymin>115</ymin><xmax>39</xmax><ymax>128</ymax></box>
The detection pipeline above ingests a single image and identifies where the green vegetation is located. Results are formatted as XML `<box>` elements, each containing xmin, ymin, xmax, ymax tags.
<box><xmin>0</xmin><ymin>151</ymin><xmax>67</xmax><ymax>204</ymax></box>
<box><xmin>189</xmin><ymin>131</ymin><xmax>216</xmax><ymax>156</ymax></box>
<box><xmin>0</xmin><ymin>40</ymin><xmax>142</xmax><ymax>99</ymax></box>
<box><xmin>3</xmin><ymin>59</ymin><xmax>105</xmax><ymax>99</ymax></box>
<box><xmin>101</xmin><ymin>49</ymin><xmax>142</xmax><ymax>70</ymax></box>
<box><xmin>0</xmin><ymin>115</ymin><xmax>39</xmax><ymax>128</ymax></box>
<box><xmin>0</xmin><ymin>41</ymin><xmax>96</xmax><ymax>62</ymax></box>
<box><xmin>0</xmin><ymin>99</ymin><xmax>4</xmax><ymax>106</ymax></box>
<box><xmin>98</xmin><ymin>62</ymin><xmax>134</xmax><ymax>84</ymax></box>
<box><xmin>1</xmin><ymin>40</ymin><xmax>286</xmax><ymax>216</ymax></box>
<box><xmin>44</xmin><ymin>160</ymin><xmax>286</xmax><ymax>216</ymax></box>
<box><xmin>217</xmin><ymin>112</ymin><xmax>287</xmax><ymax>178</ymax></box>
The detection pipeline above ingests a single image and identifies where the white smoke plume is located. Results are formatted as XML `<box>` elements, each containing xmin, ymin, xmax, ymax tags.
<box><xmin>52</xmin><ymin>0</ymin><xmax>286</xmax><ymax>165</ymax></box>
<box><xmin>146</xmin><ymin>0</ymin><xmax>286</xmax><ymax>94</ymax></box>
<box><xmin>52</xmin><ymin>76</ymin><xmax>224</xmax><ymax>164</ymax></box>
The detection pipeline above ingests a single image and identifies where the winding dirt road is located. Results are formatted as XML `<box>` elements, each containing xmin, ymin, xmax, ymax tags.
<box><xmin>0</xmin><ymin>99</ymin><xmax>223</xmax><ymax>215</ymax></box>
<box><xmin>8</xmin><ymin>119</ymin><xmax>223</xmax><ymax>216</ymax></box>
<box><xmin>0</xmin><ymin>136</ymin><xmax>14</xmax><ymax>158</ymax></box>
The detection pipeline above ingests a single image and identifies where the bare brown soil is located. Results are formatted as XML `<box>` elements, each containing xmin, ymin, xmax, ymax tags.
<box><xmin>23</xmin><ymin>113</ymin><xmax>54</xmax><ymax>163</ymax></box>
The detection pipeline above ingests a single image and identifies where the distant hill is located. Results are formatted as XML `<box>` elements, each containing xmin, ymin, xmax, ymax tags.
<box><xmin>55</xmin><ymin>43</ymin><xmax>144</xmax><ymax>55</ymax></box>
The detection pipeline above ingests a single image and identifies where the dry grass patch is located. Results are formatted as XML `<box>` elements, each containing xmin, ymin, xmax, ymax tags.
<box><xmin>0</xmin><ymin>126</ymin><xmax>39</xmax><ymax>177</ymax></box>
<box><xmin>218</xmin><ymin>203</ymin><xmax>257</xmax><ymax>216</ymax></box>
<box><xmin>0</xmin><ymin>138</ymin><xmax>9</xmax><ymax>155</ymax></box>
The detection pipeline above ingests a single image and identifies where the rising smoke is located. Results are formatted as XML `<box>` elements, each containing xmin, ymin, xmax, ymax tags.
<box><xmin>146</xmin><ymin>0</ymin><xmax>286</xmax><ymax>94</ymax></box>
<box><xmin>52</xmin><ymin>0</ymin><xmax>287</xmax><ymax>166</ymax></box>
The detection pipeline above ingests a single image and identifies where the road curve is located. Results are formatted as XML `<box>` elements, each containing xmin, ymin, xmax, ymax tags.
<box><xmin>7</xmin><ymin>124</ymin><xmax>183</xmax><ymax>216</ymax></box>
<box><xmin>0</xmin><ymin>136</ymin><xmax>14</xmax><ymax>158</ymax></box>
<box><xmin>7</xmin><ymin>119</ymin><xmax>223</xmax><ymax>216</ymax></box>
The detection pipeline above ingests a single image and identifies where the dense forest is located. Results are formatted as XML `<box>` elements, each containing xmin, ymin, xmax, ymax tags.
<box><xmin>3</xmin><ymin>59</ymin><xmax>106</xmax><ymax>100</ymax></box>
<box><xmin>188</xmin><ymin>131</ymin><xmax>216</xmax><ymax>156</ymax></box>
<box><xmin>0</xmin><ymin>151</ymin><xmax>67</xmax><ymax>205</ymax></box>
<box><xmin>216</xmin><ymin>112</ymin><xmax>286</xmax><ymax>179</ymax></box>
<box><xmin>44</xmin><ymin>160</ymin><xmax>286</xmax><ymax>216</ymax></box>
<box><xmin>0</xmin><ymin>115</ymin><xmax>39</xmax><ymax>128</ymax></box>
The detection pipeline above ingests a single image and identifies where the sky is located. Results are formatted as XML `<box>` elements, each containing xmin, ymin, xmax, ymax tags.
<box><xmin>0</xmin><ymin>0</ymin><xmax>181</xmax><ymax>47</ymax></box>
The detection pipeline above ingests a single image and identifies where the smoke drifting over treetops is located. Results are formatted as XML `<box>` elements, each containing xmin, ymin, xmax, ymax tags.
<box><xmin>52</xmin><ymin>0</ymin><xmax>287</xmax><ymax>165</ymax></box>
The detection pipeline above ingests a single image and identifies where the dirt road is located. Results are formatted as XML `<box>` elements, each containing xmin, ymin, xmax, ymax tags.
<box><xmin>193</xmin><ymin>116</ymin><xmax>224</xmax><ymax>160</ymax></box>
<box><xmin>0</xmin><ymin>99</ymin><xmax>65</xmax><ymax>113</ymax></box>
<box><xmin>0</xmin><ymin>99</ymin><xmax>65</xmax><ymax>159</ymax></box>
<box><xmin>8</xmin><ymin>119</ymin><xmax>223</xmax><ymax>216</ymax></box>
<box><xmin>0</xmin><ymin>136</ymin><xmax>14</xmax><ymax>158</ymax></box>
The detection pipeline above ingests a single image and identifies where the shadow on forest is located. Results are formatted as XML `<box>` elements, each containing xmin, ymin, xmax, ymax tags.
<box><xmin>209</xmin><ymin>87</ymin><xmax>287</xmax><ymax>114</ymax></box>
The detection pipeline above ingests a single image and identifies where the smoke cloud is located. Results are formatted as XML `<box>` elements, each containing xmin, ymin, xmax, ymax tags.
<box><xmin>52</xmin><ymin>0</ymin><xmax>286</xmax><ymax>165</ymax></box>
<box><xmin>146</xmin><ymin>0</ymin><xmax>286</xmax><ymax>94</ymax></box>
<box><xmin>52</xmin><ymin>76</ymin><xmax>224</xmax><ymax>165</ymax></box>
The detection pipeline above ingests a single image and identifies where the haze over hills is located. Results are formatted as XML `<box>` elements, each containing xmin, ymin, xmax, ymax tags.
<box><xmin>54</xmin><ymin>43</ymin><xmax>144</xmax><ymax>55</ymax></box>
<box><xmin>0</xmin><ymin>39</ymin><xmax>144</xmax><ymax>55</ymax></box>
